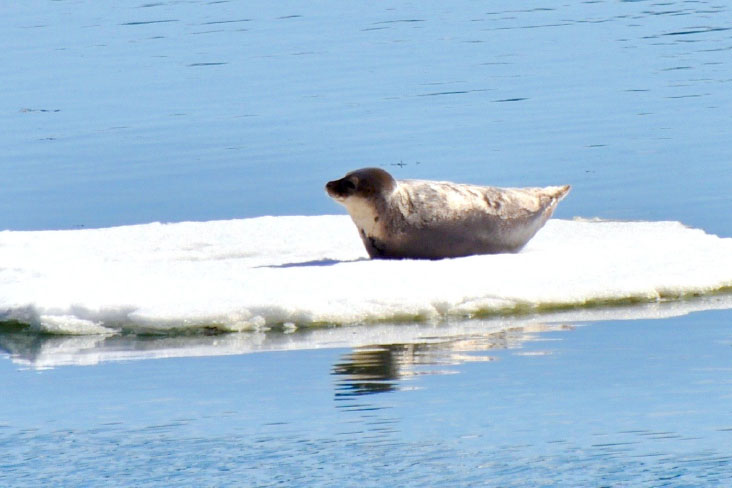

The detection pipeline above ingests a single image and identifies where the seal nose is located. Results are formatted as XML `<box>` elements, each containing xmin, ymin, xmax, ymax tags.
<box><xmin>326</xmin><ymin>177</ymin><xmax>357</xmax><ymax>198</ymax></box>
<box><xmin>325</xmin><ymin>180</ymin><xmax>338</xmax><ymax>195</ymax></box>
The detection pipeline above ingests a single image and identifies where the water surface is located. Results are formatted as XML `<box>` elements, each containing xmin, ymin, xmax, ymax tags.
<box><xmin>2</xmin><ymin>0</ymin><xmax>730</xmax><ymax>233</ymax></box>
<box><xmin>2</xmin><ymin>311</ymin><xmax>732</xmax><ymax>486</ymax></box>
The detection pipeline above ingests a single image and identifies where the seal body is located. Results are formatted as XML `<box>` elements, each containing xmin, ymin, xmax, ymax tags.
<box><xmin>326</xmin><ymin>168</ymin><xmax>570</xmax><ymax>260</ymax></box>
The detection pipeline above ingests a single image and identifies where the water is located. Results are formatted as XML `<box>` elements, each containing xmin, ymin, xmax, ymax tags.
<box><xmin>2</xmin><ymin>312</ymin><xmax>732</xmax><ymax>486</ymax></box>
<box><xmin>2</xmin><ymin>0</ymin><xmax>732</xmax><ymax>486</ymax></box>
<box><xmin>3</xmin><ymin>1</ymin><xmax>730</xmax><ymax>232</ymax></box>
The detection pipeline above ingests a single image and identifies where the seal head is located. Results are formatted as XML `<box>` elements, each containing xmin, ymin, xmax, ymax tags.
<box><xmin>326</xmin><ymin>168</ymin><xmax>398</xmax><ymax>258</ymax></box>
<box><xmin>325</xmin><ymin>167</ymin><xmax>397</xmax><ymax>202</ymax></box>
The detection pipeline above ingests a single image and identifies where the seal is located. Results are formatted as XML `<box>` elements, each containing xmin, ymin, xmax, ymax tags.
<box><xmin>325</xmin><ymin>168</ymin><xmax>570</xmax><ymax>260</ymax></box>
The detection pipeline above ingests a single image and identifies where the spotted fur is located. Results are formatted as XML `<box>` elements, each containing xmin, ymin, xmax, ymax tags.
<box><xmin>326</xmin><ymin>168</ymin><xmax>570</xmax><ymax>260</ymax></box>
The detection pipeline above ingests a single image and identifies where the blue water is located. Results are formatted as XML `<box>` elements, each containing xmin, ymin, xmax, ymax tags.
<box><xmin>2</xmin><ymin>0</ymin><xmax>732</xmax><ymax>486</ymax></box>
<box><xmin>2</xmin><ymin>0</ymin><xmax>731</xmax><ymax>233</ymax></box>
<box><xmin>2</xmin><ymin>312</ymin><xmax>732</xmax><ymax>486</ymax></box>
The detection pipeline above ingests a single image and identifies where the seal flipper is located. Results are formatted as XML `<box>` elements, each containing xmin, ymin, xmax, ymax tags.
<box><xmin>359</xmin><ymin>228</ymin><xmax>388</xmax><ymax>258</ymax></box>
<box><xmin>539</xmin><ymin>184</ymin><xmax>571</xmax><ymax>219</ymax></box>
<box><xmin>546</xmin><ymin>184</ymin><xmax>571</xmax><ymax>206</ymax></box>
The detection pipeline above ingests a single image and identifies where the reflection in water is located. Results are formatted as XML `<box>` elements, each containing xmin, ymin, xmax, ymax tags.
<box><xmin>2</xmin><ymin>293</ymin><xmax>731</xmax><ymax>370</ymax></box>
<box><xmin>333</xmin><ymin>347</ymin><xmax>402</xmax><ymax>397</ymax></box>
<box><xmin>0</xmin><ymin>330</ymin><xmax>266</xmax><ymax>369</ymax></box>
<box><xmin>332</xmin><ymin>324</ymin><xmax>572</xmax><ymax>399</ymax></box>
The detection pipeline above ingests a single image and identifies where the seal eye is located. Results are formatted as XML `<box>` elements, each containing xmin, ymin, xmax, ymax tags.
<box><xmin>343</xmin><ymin>179</ymin><xmax>356</xmax><ymax>192</ymax></box>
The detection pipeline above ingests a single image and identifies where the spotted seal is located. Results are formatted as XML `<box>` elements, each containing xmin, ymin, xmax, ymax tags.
<box><xmin>326</xmin><ymin>167</ymin><xmax>570</xmax><ymax>259</ymax></box>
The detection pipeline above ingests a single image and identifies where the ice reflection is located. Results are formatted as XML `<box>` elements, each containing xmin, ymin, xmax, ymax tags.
<box><xmin>1</xmin><ymin>293</ymin><xmax>731</xmax><ymax>369</ymax></box>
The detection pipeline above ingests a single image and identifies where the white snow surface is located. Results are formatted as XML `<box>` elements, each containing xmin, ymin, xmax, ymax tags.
<box><xmin>1</xmin><ymin>215</ymin><xmax>731</xmax><ymax>335</ymax></box>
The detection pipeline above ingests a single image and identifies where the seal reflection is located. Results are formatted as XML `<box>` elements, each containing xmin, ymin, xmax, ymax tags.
<box><xmin>331</xmin><ymin>323</ymin><xmax>573</xmax><ymax>401</ymax></box>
